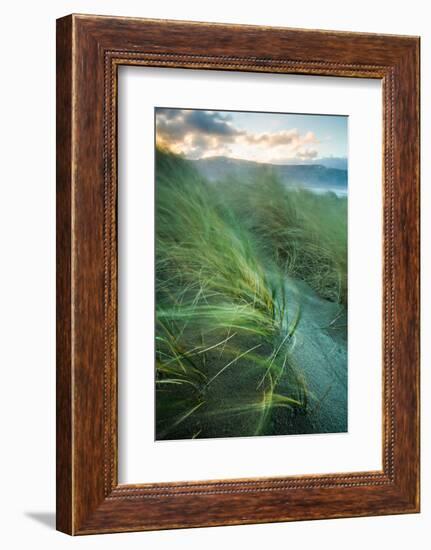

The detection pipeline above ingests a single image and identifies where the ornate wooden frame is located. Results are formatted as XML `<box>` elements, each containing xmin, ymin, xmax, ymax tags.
<box><xmin>56</xmin><ymin>14</ymin><xmax>420</xmax><ymax>535</ymax></box>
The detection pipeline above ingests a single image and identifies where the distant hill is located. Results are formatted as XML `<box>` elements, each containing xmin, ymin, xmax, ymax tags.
<box><xmin>193</xmin><ymin>156</ymin><xmax>347</xmax><ymax>192</ymax></box>
<box><xmin>299</xmin><ymin>157</ymin><xmax>347</xmax><ymax>170</ymax></box>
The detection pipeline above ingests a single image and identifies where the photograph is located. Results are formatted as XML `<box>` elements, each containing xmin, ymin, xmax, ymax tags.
<box><xmin>155</xmin><ymin>107</ymin><xmax>348</xmax><ymax>440</ymax></box>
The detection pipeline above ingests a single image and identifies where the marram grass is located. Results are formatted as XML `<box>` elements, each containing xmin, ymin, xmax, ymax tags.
<box><xmin>155</xmin><ymin>148</ymin><xmax>347</xmax><ymax>440</ymax></box>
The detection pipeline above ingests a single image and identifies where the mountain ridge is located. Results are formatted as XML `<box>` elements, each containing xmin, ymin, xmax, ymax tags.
<box><xmin>193</xmin><ymin>156</ymin><xmax>348</xmax><ymax>191</ymax></box>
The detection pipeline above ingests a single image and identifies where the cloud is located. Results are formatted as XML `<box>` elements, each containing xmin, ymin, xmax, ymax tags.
<box><xmin>156</xmin><ymin>108</ymin><xmax>245</xmax><ymax>157</ymax></box>
<box><xmin>156</xmin><ymin>108</ymin><xmax>321</xmax><ymax>162</ymax></box>
<box><xmin>240</xmin><ymin>129</ymin><xmax>317</xmax><ymax>150</ymax></box>
<box><xmin>182</xmin><ymin>132</ymin><xmax>232</xmax><ymax>159</ymax></box>
<box><xmin>240</xmin><ymin>129</ymin><xmax>297</xmax><ymax>146</ymax></box>
<box><xmin>156</xmin><ymin>109</ymin><xmax>241</xmax><ymax>140</ymax></box>
<box><xmin>295</xmin><ymin>149</ymin><xmax>319</xmax><ymax>160</ymax></box>
<box><xmin>184</xmin><ymin>110</ymin><xmax>240</xmax><ymax>137</ymax></box>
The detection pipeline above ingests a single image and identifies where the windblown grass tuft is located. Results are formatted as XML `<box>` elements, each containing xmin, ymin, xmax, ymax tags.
<box><xmin>217</xmin><ymin>169</ymin><xmax>347</xmax><ymax>304</ymax></box>
<box><xmin>155</xmin><ymin>148</ymin><xmax>347</xmax><ymax>440</ymax></box>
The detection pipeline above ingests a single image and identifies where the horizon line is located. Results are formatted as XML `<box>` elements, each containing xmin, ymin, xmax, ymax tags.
<box><xmin>184</xmin><ymin>153</ymin><xmax>348</xmax><ymax>166</ymax></box>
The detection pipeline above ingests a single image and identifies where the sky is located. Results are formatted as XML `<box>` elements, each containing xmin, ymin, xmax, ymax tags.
<box><xmin>155</xmin><ymin>107</ymin><xmax>348</xmax><ymax>164</ymax></box>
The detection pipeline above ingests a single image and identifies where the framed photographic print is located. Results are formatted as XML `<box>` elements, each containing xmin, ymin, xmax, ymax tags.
<box><xmin>56</xmin><ymin>14</ymin><xmax>420</xmax><ymax>535</ymax></box>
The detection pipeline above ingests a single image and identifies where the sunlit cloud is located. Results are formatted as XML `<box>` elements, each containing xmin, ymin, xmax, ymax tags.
<box><xmin>155</xmin><ymin>108</ymin><xmax>341</xmax><ymax>164</ymax></box>
<box><xmin>239</xmin><ymin>129</ymin><xmax>317</xmax><ymax>149</ymax></box>
<box><xmin>295</xmin><ymin>149</ymin><xmax>319</xmax><ymax>160</ymax></box>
